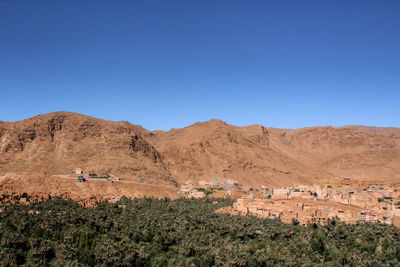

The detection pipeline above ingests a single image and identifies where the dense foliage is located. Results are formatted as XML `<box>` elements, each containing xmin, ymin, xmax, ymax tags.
<box><xmin>1</xmin><ymin>197</ymin><xmax>400</xmax><ymax>266</ymax></box>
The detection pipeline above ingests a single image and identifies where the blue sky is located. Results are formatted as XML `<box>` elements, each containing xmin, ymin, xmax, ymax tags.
<box><xmin>0</xmin><ymin>0</ymin><xmax>399</xmax><ymax>130</ymax></box>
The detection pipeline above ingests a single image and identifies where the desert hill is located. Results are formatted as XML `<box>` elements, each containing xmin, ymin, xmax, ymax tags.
<box><xmin>1</xmin><ymin>112</ymin><xmax>399</xmax><ymax>201</ymax></box>
<box><xmin>0</xmin><ymin>112</ymin><xmax>174</xmax><ymax>185</ymax></box>
<box><xmin>146</xmin><ymin>120</ymin><xmax>323</xmax><ymax>185</ymax></box>
<box><xmin>267</xmin><ymin>126</ymin><xmax>400</xmax><ymax>181</ymax></box>
<box><xmin>147</xmin><ymin>121</ymin><xmax>400</xmax><ymax>185</ymax></box>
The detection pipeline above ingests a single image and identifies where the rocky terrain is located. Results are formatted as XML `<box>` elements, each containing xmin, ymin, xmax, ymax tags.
<box><xmin>0</xmin><ymin>112</ymin><xmax>172</xmax><ymax>183</ymax></box>
<box><xmin>0</xmin><ymin>112</ymin><xmax>399</xmax><ymax>201</ymax></box>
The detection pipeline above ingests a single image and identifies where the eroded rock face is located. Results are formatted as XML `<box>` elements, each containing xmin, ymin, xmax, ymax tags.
<box><xmin>130</xmin><ymin>135</ymin><xmax>162</xmax><ymax>163</ymax></box>
<box><xmin>47</xmin><ymin>115</ymin><xmax>65</xmax><ymax>140</ymax></box>
<box><xmin>0</xmin><ymin>112</ymin><xmax>173</xmax><ymax>184</ymax></box>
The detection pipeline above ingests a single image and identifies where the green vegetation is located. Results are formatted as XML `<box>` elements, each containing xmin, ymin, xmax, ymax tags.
<box><xmin>1</xmin><ymin>197</ymin><xmax>400</xmax><ymax>266</ymax></box>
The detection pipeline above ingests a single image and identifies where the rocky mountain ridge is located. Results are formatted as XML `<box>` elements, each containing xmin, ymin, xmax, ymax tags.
<box><xmin>0</xmin><ymin>112</ymin><xmax>172</xmax><ymax>184</ymax></box>
<box><xmin>0</xmin><ymin>112</ymin><xmax>399</xmax><ymax>197</ymax></box>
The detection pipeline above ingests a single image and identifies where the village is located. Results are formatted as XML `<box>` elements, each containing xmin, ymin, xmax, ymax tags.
<box><xmin>179</xmin><ymin>178</ymin><xmax>400</xmax><ymax>227</ymax></box>
<box><xmin>3</xmin><ymin>168</ymin><xmax>400</xmax><ymax>228</ymax></box>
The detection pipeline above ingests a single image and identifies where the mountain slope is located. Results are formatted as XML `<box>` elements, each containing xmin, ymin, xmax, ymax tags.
<box><xmin>147</xmin><ymin>120</ymin><xmax>323</xmax><ymax>185</ymax></box>
<box><xmin>0</xmin><ymin>112</ymin><xmax>174</xmax><ymax>184</ymax></box>
<box><xmin>267</xmin><ymin>126</ymin><xmax>400</xmax><ymax>181</ymax></box>
<box><xmin>1</xmin><ymin>112</ymin><xmax>399</xmax><ymax>190</ymax></box>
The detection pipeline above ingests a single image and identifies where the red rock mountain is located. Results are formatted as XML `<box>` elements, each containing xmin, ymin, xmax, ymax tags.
<box><xmin>1</xmin><ymin>112</ymin><xmax>399</xmax><ymax>193</ymax></box>
<box><xmin>0</xmin><ymin>112</ymin><xmax>173</xmax><ymax>184</ymax></box>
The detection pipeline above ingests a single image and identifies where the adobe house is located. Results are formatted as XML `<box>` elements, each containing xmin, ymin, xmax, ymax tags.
<box><xmin>273</xmin><ymin>188</ymin><xmax>289</xmax><ymax>197</ymax></box>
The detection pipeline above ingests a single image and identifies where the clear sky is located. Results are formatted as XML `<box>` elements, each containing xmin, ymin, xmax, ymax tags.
<box><xmin>0</xmin><ymin>0</ymin><xmax>399</xmax><ymax>130</ymax></box>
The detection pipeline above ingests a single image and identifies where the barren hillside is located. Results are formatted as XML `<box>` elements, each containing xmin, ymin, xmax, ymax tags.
<box><xmin>0</xmin><ymin>112</ymin><xmax>399</xmax><ymax>200</ymax></box>
<box><xmin>267</xmin><ymin>126</ymin><xmax>400</xmax><ymax>181</ymax></box>
<box><xmin>0</xmin><ymin>112</ymin><xmax>174</xmax><ymax>184</ymax></box>
<box><xmin>147</xmin><ymin>120</ymin><xmax>322</xmax><ymax>185</ymax></box>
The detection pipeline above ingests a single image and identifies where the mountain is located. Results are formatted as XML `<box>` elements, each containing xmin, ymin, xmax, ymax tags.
<box><xmin>147</xmin><ymin>121</ymin><xmax>400</xmax><ymax>185</ymax></box>
<box><xmin>267</xmin><ymin>126</ymin><xmax>400</xmax><ymax>181</ymax></box>
<box><xmin>1</xmin><ymin>112</ymin><xmax>399</xmax><ymax>200</ymax></box>
<box><xmin>146</xmin><ymin>120</ymin><xmax>323</xmax><ymax>185</ymax></box>
<box><xmin>0</xmin><ymin>112</ymin><xmax>174</xmax><ymax>184</ymax></box>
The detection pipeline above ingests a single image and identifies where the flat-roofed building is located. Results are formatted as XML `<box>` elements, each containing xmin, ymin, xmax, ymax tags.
<box><xmin>273</xmin><ymin>188</ymin><xmax>289</xmax><ymax>197</ymax></box>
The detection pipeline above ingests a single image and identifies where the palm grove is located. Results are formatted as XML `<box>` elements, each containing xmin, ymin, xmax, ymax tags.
<box><xmin>1</xmin><ymin>197</ymin><xmax>400</xmax><ymax>266</ymax></box>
